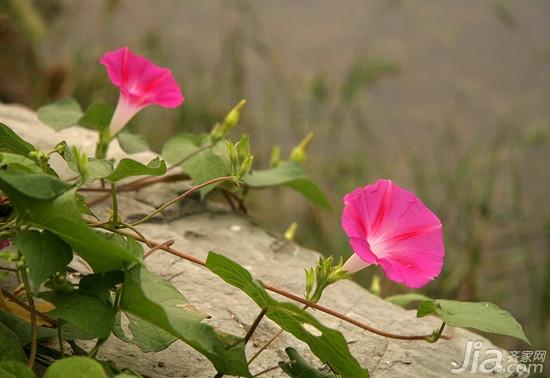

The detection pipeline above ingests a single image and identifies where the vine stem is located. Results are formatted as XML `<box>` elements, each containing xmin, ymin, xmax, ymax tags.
<box><xmin>85</xmin><ymin>173</ymin><xmax>189</xmax><ymax>206</ymax></box>
<box><xmin>112</xmin><ymin>229</ymin><xmax>450</xmax><ymax>342</ymax></box>
<box><xmin>130</xmin><ymin>176</ymin><xmax>233</xmax><ymax>226</ymax></box>
<box><xmin>252</xmin><ymin>362</ymin><xmax>292</xmax><ymax>377</ymax></box>
<box><xmin>19</xmin><ymin>264</ymin><xmax>37</xmax><ymax>369</ymax></box>
<box><xmin>248</xmin><ymin>304</ymin><xmax>308</xmax><ymax>365</ymax></box>
<box><xmin>57</xmin><ymin>322</ymin><xmax>65</xmax><ymax>358</ymax></box>
<box><xmin>244</xmin><ymin>307</ymin><xmax>268</xmax><ymax>344</ymax></box>
<box><xmin>110</xmin><ymin>183</ymin><xmax>118</xmax><ymax>228</ymax></box>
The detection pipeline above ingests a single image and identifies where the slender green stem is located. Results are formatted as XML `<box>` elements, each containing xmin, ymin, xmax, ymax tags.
<box><xmin>111</xmin><ymin>183</ymin><xmax>118</xmax><ymax>228</ymax></box>
<box><xmin>426</xmin><ymin>322</ymin><xmax>446</xmax><ymax>343</ymax></box>
<box><xmin>244</xmin><ymin>307</ymin><xmax>268</xmax><ymax>344</ymax></box>
<box><xmin>95</xmin><ymin>130</ymin><xmax>110</xmax><ymax>159</ymax></box>
<box><xmin>57</xmin><ymin>321</ymin><xmax>65</xmax><ymax>358</ymax></box>
<box><xmin>248</xmin><ymin>305</ymin><xmax>308</xmax><ymax>366</ymax></box>
<box><xmin>87</xmin><ymin>337</ymin><xmax>107</xmax><ymax>358</ymax></box>
<box><xmin>19</xmin><ymin>264</ymin><xmax>37</xmax><ymax>368</ymax></box>
<box><xmin>248</xmin><ymin>329</ymin><xmax>284</xmax><ymax>365</ymax></box>
<box><xmin>252</xmin><ymin>361</ymin><xmax>292</xmax><ymax>377</ymax></box>
<box><xmin>131</xmin><ymin>176</ymin><xmax>233</xmax><ymax>226</ymax></box>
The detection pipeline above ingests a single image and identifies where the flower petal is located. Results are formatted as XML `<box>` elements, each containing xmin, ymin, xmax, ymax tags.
<box><xmin>100</xmin><ymin>47</ymin><xmax>184</xmax><ymax>109</ymax></box>
<box><xmin>348</xmin><ymin>237</ymin><xmax>378</xmax><ymax>265</ymax></box>
<box><xmin>341</xmin><ymin>179</ymin><xmax>445</xmax><ymax>288</ymax></box>
<box><xmin>378</xmin><ymin>247</ymin><xmax>443</xmax><ymax>288</ymax></box>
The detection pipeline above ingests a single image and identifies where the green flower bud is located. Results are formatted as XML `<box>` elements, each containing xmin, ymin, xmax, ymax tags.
<box><xmin>237</xmin><ymin>155</ymin><xmax>253</xmax><ymax>179</ymax></box>
<box><xmin>226</xmin><ymin>140</ymin><xmax>239</xmax><ymax>174</ymax></box>
<box><xmin>290</xmin><ymin>132</ymin><xmax>314</xmax><ymax>162</ymax></box>
<box><xmin>55</xmin><ymin>142</ymin><xmax>67</xmax><ymax>155</ymax></box>
<box><xmin>236</xmin><ymin>134</ymin><xmax>250</xmax><ymax>163</ymax></box>
<box><xmin>284</xmin><ymin>222</ymin><xmax>298</xmax><ymax>241</ymax></box>
<box><xmin>223</xmin><ymin>99</ymin><xmax>246</xmax><ymax>130</ymax></box>
<box><xmin>270</xmin><ymin>145</ymin><xmax>281</xmax><ymax>167</ymax></box>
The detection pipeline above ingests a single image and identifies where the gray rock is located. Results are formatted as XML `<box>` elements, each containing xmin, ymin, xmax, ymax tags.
<box><xmin>0</xmin><ymin>104</ymin><xmax>525</xmax><ymax>377</ymax></box>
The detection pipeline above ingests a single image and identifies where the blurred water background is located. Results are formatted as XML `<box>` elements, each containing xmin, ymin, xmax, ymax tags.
<box><xmin>1</xmin><ymin>0</ymin><xmax>548</xmax><ymax>357</ymax></box>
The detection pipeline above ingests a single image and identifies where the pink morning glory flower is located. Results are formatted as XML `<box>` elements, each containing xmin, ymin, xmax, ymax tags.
<box><xmin>100</xmin><ymin>47</ymin><xmax>184</xmax><ymax>135</ymax></box>
<box><xmin>341</xmin><ymin>179</ymin><xmax>444</xmax><ymax>288</ymax></box>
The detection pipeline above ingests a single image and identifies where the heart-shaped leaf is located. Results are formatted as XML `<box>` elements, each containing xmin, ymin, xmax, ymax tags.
<box><xmin>417</xmin><ymin>299</ymin><xmax>531</xmax><ymax>345</ymax></box>
<box><xmin>107</xmin><ymin>157</ymin><xmax>166</xmax><ymax>182</ymax></box>
<box><xmin>37</xmin><ymin>97</ymin><xmax>83</xmax><ymax>131</ymax></box>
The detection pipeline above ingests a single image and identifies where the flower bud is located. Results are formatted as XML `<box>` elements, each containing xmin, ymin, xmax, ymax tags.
<box><xmin>55</xmin><ymin>142</ymin><xmax>67</xmax><ymax>155</ymax></box>
<box><xmin>237</xmin><ymin>155</ymin><xmax>253</xmax><ymax>179</ymax></box>
<box><xmin>236</xmin><ymin>134</ymin><xmax>250</xmax><ymax>163</ymax></box>
<box><xmin>226</xmin><ymin>139</ymin><xmax>239</xmax><ymax>170</ymax></box>
<box><xmin>223</xmin><ymin>99</ymin><xmax>246</xmax><ymax>131</ymax></box>
<box><xmin>270</xmin><ymin>145</ymin><xmax>281</xmax><ymax>167</ymax></box>
<box><xmin>284</xmin><ymin>222</ymin><xmax>298</xmax><ymax>241</ymax></box>
<box><xmin>290</xmin><ymin>132</ymin><xmax>314</xmax><ymax>162</ymax></box>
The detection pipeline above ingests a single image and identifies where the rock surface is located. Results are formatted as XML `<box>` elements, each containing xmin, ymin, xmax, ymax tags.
<box><xmin>0</xmin><ymin>103</ymin><xmax>524</xmax><ymax>377</ymax></box>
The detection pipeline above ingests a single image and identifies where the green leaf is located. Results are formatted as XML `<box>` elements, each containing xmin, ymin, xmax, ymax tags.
<box><xmin>61</xmin><ymin>143</ymin><xmax>111</xmax><ymax>183</ymax></box>
<box><xmin>0</xmin><ymin>152</ymin><xmax>42</xmax><ymax>173</ymax></box>
<box><xmin>161</xmin><ymin>132</ymin><xmax>201</xmax><ymax>165</ymax></box>
<box><xmin>0</xmin><ymin>171</ymin><xmax>72</xmax><ymax>199</ymax></box>
<box><xmin>0</xmin><ymin>187</ymin><xmax>139</xmax><ymax>272</ymax></box>
<box><xmin>0</xmin><ymin>321</ymin><xmax>26</xmax><ymax>362</ymax></box>
<box><xmin>417</xmin><ymin>299</ymin><xmax>531</xmax><ymax>345</ymax></box>
<box><xmin>244</xmin><ymin>161</ymin><xmax>331</xmax><ymax>209</ymax></box>
<box><xmin>87</xmin><ymin>158</ymin><xmax>114</xmax><ymax>181</ymax></box>
<box><xmin>120</xmin><ymin>266</ymin><xmax>250</xmax><ymax>377</ymax></box>
<box><xmin>15</xmin><ymin>230</ymin><xmax>73</xmax><ymax>293</ymax></box>
<box><xmin>113</xmin><ymin>312</ymin><xmax>177</xmax><ymax>353</ymax></box>
<box><xmin>0</xmin><ymin>361</ymin><xmax>36</xmax><ymax>378</ymax></box>
<box><xmin>386</xmin><ymin>293</ymin><xmax>431</xmax><ymax>307</ymax></box>
<box><xmin>78</xmin><ymin>103</ymin><xmax>113</xmax><ymax>131</ymax></box>
<box><xmin>0</xmin><ymin>122</ymin><xmax>36</xmax><ymax>156</ymax></box>
<box><xmin>184</xmin><ymin>149</ymin><xmax>231</xmax><ymax>197</ymax></box>
<box><xmin>244</xmin><ymin>161</ymin><xmax>307</xmax><ymax>187</ymax></box>
<box><xmin>41</xmin><ymin>291</ymin><xmax>116</xmax><ymax>339</ymax></box>
<box><xmin>162</xmin><ymin>133</ymin><xmax>228</xmax><ymax>197</ymax></box>
<box><xmin>79</xmin><ymin>270</ymin><xmax>124</xmax><ymax>305</ymax></box>
<box><xmin>286</xmin><ymin>179</ymin><xmax>331</xmax><ymax>210</ymax></box>
<box><xmin>118</xmin><ymin>131</ymin><xmax>149</xmax><ymax>154</ymax></box>
<box><xmin>95</xmin><ymin>232</ymin><xmax>144</xmax><ymax>261</ymax></box>
<box><xmin>37</xmin><ymin>97</ymin><xmax>83</xmax><ymax>131</ymax></box>
<box><xmin>44</xmin><ymin>356</ymin><xmax>107</xmax><ymax>378</ymax></box>
<box><xmin>107</xmin><ymin>157</ymin><xmax>167</xmax><ymax>182</ymax></box>
<box><xmin>206</xmin><ymin>252</ymin><xmax>368</xmax><ymax>377</ymax></box>
<box><xmin>280</xmin><ymin>347</ymin><xmax>336</xmax><ymax>378</ymax></box>
<box><xmin>0</xmin><ymin>310</ymin><xmax>57</xmax><ymax>346</ymax></box>
<box><xmin>75</xmin><ymin>193</ymin><xmax>97</xmax><ymax>218</ymax></box>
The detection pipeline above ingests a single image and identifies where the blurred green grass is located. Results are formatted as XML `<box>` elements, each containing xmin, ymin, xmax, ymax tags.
<box><xmin>1</xmin><ymin>0</ymin><xmax>548</xmax><ymax>360</ymax></box>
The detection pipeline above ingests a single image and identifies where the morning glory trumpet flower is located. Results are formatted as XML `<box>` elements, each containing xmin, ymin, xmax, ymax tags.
<box><xmin>100</xmin><ymin>46</ymin><xmax>184</xmax><ymax>135</ymax></box>
<box><xmin>341</xmin><ymin>179</ymin><xmax>444</xmax><ymax>288</ymax></box>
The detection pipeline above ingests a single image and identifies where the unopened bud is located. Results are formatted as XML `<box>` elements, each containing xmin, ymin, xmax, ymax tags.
<box><xmin>236</xmin><ymin>134</ymin><xmax>250</xmax><ymax>163</ymax></box>
<box><xmin>55</xmin><ymin>142</ymin><xmax>67</xmax><ymax>155</ymax></box>
<box><xmin>284</xmin><ymin>222</ymin><xmax>298</xmax><ymax>241</ymax></box>
<box><xmin>290</xmin><ymin>132</ymin><xmax>314</xmax><ymax>162</ymax></box>
<box><xmin>223</xmin><ymin>99</ymin><xmax>246</xmax><ymax>130</ymax></box>
<box><xmin>236</xmin><ymin>155</ymin><xmax>253</xmax><ymax>179</ymax></box>
<box><xmin>270</xmin><ymin>145</ymin><xmax>281</xmax><ymax>167</ymax></box>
